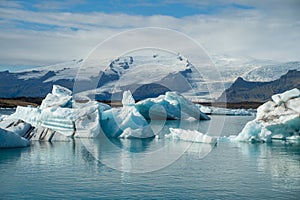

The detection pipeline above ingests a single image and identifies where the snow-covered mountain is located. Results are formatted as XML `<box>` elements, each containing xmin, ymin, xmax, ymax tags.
<box><xmin>0</xmin><ymin>53</ymin><xmax>299</xmax><ymax>101</ymax></box>
<box><xmin>0</xmin><ymin>53</ymin><xmax>208</xmax><ymax>100</ymax></box>
<box><xmin>242</xmin><ymin>61</ymin><xmax>300</xmax><ymax>82</ymax></box>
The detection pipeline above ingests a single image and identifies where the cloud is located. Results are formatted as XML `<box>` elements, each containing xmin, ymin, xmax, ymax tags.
<box><xmin>33</xmin><ymin>0</ymin><xmax>86</xmax><ymax>10</ymax></box>
<box><xmin>0</xmin><ymin>0</ymin><xmax>299</xmax><ymax>67</ymax></box>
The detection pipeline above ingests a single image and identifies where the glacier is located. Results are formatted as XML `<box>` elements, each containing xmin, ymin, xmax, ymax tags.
<box><xmin>232</xmin><ymin>88</ymin><xmax>300</xmax><ymax>143</ymax></box>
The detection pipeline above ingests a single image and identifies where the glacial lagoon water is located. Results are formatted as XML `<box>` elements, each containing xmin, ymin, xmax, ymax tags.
<box><xmin>0</xmin><ymin>115</ymin><xmax>299</xmax><ymax>199</ymax></box>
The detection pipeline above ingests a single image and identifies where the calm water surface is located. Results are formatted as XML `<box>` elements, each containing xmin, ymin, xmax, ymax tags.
<box><xmin>0</xmin><ymin>115</ymin><xmax>299</xmax><ymax>199</ymax></box>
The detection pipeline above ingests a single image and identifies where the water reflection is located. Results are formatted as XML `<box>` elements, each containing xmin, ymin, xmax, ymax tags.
<box><xmin>0</xmin><ymin>147</ymin><xmax>29</xmax><ymax>164</ymax></box>
<box><xmin>232</xmin><ymin>141</ymin><xmax>300</xmax><ymax>191</ymax></box>
<box><xmin>80</xmin><ymin>133</ymin><xmax>216</xmax><ymax>174</ymax></box>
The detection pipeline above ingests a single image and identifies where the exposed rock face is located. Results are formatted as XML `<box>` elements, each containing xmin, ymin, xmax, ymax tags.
<box><xmin>218</xmin><ymin>70</ymin><xmax>300</xmax><ymax>102</ymax></box>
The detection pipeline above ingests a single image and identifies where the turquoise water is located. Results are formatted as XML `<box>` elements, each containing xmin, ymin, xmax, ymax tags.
<box><xmin>0</xmin><ymin>116</ymin><xmax>299</xmax><ymax>199</ymax></box>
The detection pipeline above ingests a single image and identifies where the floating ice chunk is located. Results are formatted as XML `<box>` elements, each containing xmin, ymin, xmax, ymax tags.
<box><xmin>0</xmin><ymin>119</ymin><xmax>32</xmax><ymax>137</ymax></box>
<box><xmin>40</xmin><ymin>94</ymin><xmax>72</xmax><ymax>109</ymax></box>
<box><xmin>286</xmin><ymin>98</ymin><xmax>300</xmax><ymax>113</ymax></box>
<box><xmin>198</xmin><ymin>105</ymin><xmax>253</xmax><ymax>116</ymax></box>
<box><xmin>101</xmin><ymin>106</ymin><xmax>154</xmax><ymax>138</ymax></box>
<box><xmin>233</xmin><ymin>120</ymin><xmax>268</xmax><ymax>142</ymax></box>
<box><xmin>9</xmin><ymin>106</ymin><xmax>75</xmax><ymax>137</ymax></box>
<box><xmin>40</xmin><ymin>107</ymin><xmax>75</xmax><ymax>137</ymax></box>
<box><xmin>40</xmin><ymin>85</ymin><xmax>72</xmax><ymax>109</ymax></box>
<box><xmin>166</xmin><ymin>92</ymin><xmax>210</xmax><ymax>120</ymax></box>
<box><xmin>73</xmin><ymin>102</ymin><xmax>104</xmax><ymax>138</ymax></box>
<box><xmin>271</xmin><ymin>88</ymin><xmax>300</xmax><ymax>105</ymax></box>
<box><xmin>236</xmin><ymin>88</ymin><xmax>300</xmax><ymax>143</ymax></box>
<box><xmin>52</xmin><ymin>84</ymin><xmax>72</xmax><ymax>97</ymax></box>
<box><xmin>286</xmin><ymin>135</ymin><xmax>300</xmax><ymax>141</ymax></box>
<box><xmin>8</xmin><ymin>106</ymin><xmax>41</xmax><ymax>127</ymax></box>
<box><xmin>0</xmin><ymin>114</ymin><xmax>8</xmax><ymax>121</ymax></box>
<box><xmin>2</xmin><ymin>85</ymin><xmax>112</xmax><ymax>142</ymax></box>
<box><xmin>101</xmin><ymin>91</ymin><xmax>154</xmax><ymax>138</ymax></box>
<box><xmin>136</xmin><ymin>92</ymin><xmax>210</xmax><ymax>120</ymax></box>
<box><xmin>0</xmin><ymin>128</ymin><xmax>30</xmax><ymax>148</ymax></box>
<box><xmin>122</xmin><ymin>90</ymin><xmax>135</xmax><ymax>106</ymax></box>
<box><xmin>119</xmin><ymin>127</ymin><xmax>154</xmax><ymax>139</ymax></box>
<box><xmin>168</xmin><ymin>128</ymin><xmax>217</xmax><ymax>144</ymax></box>
<box><xmin>198</xmin><ymin>105</ymin><xmax>212</xmax><ymax>114</ymax></box>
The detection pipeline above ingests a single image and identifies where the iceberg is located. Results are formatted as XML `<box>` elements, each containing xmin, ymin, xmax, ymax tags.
<box><xmin>168</xmin><ymin>128</ymin><xmax>217</xmax><ymax>144</ymax></box>
<box><xmin>9</xmin><ymin>106</ymin><xmax>75</xmax><ymax>137</ymax></box>
<box><xmin>0</xmin><ymin>118</ymin><xmax>32</xmax><ymax>148</ymax></box>
<box><xmin>233</xmin><ymin>88</ymin><xmax>300</xmax><ymax>143</ymax></box>
<box><xmin>6</xmin><ymin>85</ymin><xmax>112</xmax><ymax>139</ymax></box>
<box><xmin>136</xmin><ymin>92</ymin><xmax>210</xmax><ymax>120</ymax></box>
<box><xmin>271</xmin><ymin>88</ymin><xmax>300</xmax><ymax>106</ymax></box>
<box><xmin>29</xmin><ymin>126</ymin><xmax>71</xmax><ymax>142</ymax></box>
<box><xmin>0</xmin><ymin>114</ymin><xmax>7</xmax><ymax>121</ymax></box>
<box><xmin>0</xmin><ymin>118</ymin><xmax>33</xmax><ymax>138</ymax></box>
<box><xmin>101</xmin><ymin>91</ymin><xmax>154</xmax><ymax>138</ymax></box>
<box><xmin>73</xmin><ymin>101</ymin><xmax>110</xmax><ymax>138</ymax></box>
<box><xmin>40</xmin><ymin>85</ymin><xmax>72</xmax><ymax>109</ymax></box>
<box><xmin>0</xmin><ymin>128</ymin><xmax>30</xmax><ymax>148</ymax></box>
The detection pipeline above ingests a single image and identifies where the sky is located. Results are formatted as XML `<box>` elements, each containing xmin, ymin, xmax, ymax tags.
<box><xmin>0</xmin><ymin>0</ymin><xmax>300</xmax><ymax>70</ymax></box>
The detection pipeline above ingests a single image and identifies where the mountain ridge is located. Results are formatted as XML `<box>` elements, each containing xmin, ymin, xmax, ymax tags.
<box><xmin>217</xmin><ymin>70</ymin><xmax>300</xmax><ymax>102</ymax></box>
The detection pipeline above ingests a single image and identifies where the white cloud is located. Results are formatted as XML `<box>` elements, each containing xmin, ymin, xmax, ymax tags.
<box><xmin>0</xmin><ymin>1</ymin><xmax>299</xmax><ymax>66</ymax></box>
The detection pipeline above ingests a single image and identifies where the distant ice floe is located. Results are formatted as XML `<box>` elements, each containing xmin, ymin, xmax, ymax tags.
<box><xmin>197</xmin><ymin>105</ymin><xmax>253</xmax><ymax>116</ymax></box>
<box><xmin>229</xmin><ymin>88</ymin><xmax>300</xmax><ymax>143</ymax></box>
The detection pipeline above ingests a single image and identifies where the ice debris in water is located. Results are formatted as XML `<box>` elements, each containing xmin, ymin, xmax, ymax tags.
<box><xmin>197</xmin><ymin>105</ymin><xmax>253</xmax><ymax>116</ymax></box>
<box><xmin>0</xmin><ymin>128</ymin><xmax>30</xmax><ymax>148</ymax></box>
<box><xmin>168</xmin><ymin>128</ymin><xmax>217</xmax><ymax>144</ymax></box>
<box><xmin>231</xmin><ymin>88</ymin><xmax>300</xmax><ymax>143</ymax></box>
<box><xmin>0</xmin><ymin>119</ymin><xmax>32</xmax><ymax>148</ymax></box>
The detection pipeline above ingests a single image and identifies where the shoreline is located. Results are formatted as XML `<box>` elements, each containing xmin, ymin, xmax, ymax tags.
<box><xmin>0</xmin><ymin>97</ymin><xmax>262</xmax><ymax>109</ymax></box>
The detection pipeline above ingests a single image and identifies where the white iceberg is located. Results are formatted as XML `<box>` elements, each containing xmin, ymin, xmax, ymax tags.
<box><xmin>271</xmin><ymin>88</ymin><xmax>300</xmax><ymax>106</ymax></box>
<box><xmin>0</xmin><ymin>114</ymin><xmax>7</xmax><ymax>121</ymax></box>
<box><xmin>0</xmin><ymin>118</ymin><xmax>32</xmax><ymax>138</ymax></box>
<box><xmin>9</xmin><ymin>106</ymin><xmax>75</xmax><ymax>137</ymax></box>
<box><xmin>0</xmin><ymin>127</ymin><xmax>30</xmax><ymax>148</ymax></box>
<box><xmin>233</xmin><ymin>88</ymin><xmax>300</xmax><ymax>143</ymax></box>
<box><xmin>136</xmin><ymin>92</ymin><xmax>210</xmax><ymax>120</ymax></box>
<box><xmin>73</xmin><ymin>101</ymin><xmax>110</xmax><ymax>138</ymax></box>
<box><xmin>7</xmin><ymin>85</ymin><xmax>112</xmax><ymax>139</ymax></box>
<box><xmin>40</xmin><ymin>85</ymin><xmax>72</xmax><ymax>109</ymax></box>
<box><xmin>168</xmin><ymin>128</ymin><xmax>217</xmax><ymax>144</ymax></box>
<box><xmin>101</xmin><ymin>91</ymin><xmax>154</xmax><ymax>138</ymax></box>
<box><xmin>29</xmin><ymin>126</ymin><xmax>71</xmax><ymax>141</ymax></box>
